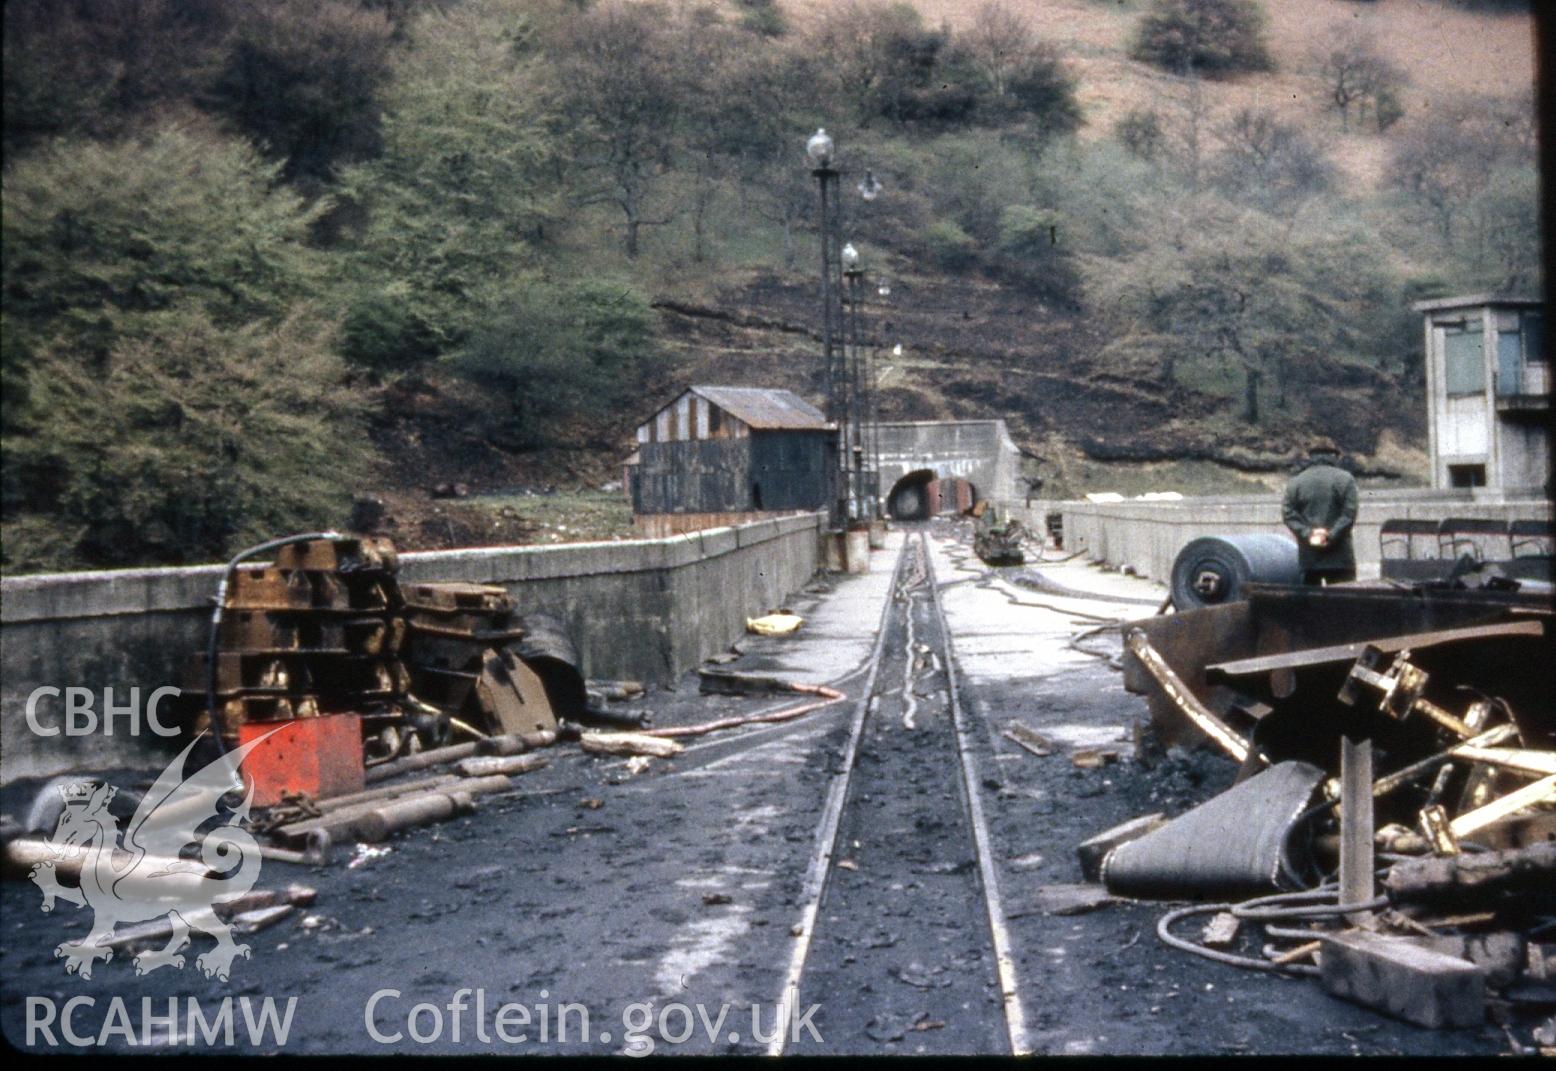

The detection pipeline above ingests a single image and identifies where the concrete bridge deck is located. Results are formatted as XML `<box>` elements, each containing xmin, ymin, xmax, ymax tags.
<box><xmin>0</xmin><ymin>524</ymin><xmax>1500</xmax><ymax>1057</ymax></box>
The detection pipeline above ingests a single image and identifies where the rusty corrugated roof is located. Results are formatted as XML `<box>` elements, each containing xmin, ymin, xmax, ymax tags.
<box><xmin>689</xmin><ymin>386</ymin><xmax>830</xmax><ymax>430</ymax></box>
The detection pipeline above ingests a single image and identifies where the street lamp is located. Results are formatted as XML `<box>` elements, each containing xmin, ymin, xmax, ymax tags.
<box><xmin>857</xmin><ymin>169</ymin><xmax>882</xmax><ymax>202</ymax></box>
<box><xmin>809</xmin><ymin>128</ymin><xmax>845</xmax><ymax>527</ymax></box>
<box><xmin>807</xmin><ymin>128</ymin><xmax>834</xmax><ymax>168</ymax></box>
<box><xmin>809</xmin><ymin>132</ymin><xmax>886</xmax><ymax>527</ymax></box>
<box><xmin>842</xmin><ymin>242</ymin><xmax>865</xmax><ymax>522</ymax></box>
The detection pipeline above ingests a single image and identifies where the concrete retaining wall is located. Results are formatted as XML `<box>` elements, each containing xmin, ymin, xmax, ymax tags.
<box><xmin>0</xmin><ymin>513</ymin><xmax>822</xmax><ymax>783</ymax></box>
<box><xmin>877</xmin><ymin>419</ymin><xmax>1021</xmax><ymax>507</ymax></box>
<box><xmin>1014</xmin><ymin>491</ymin><xmax>1552</xmax><ymax>584</ymax></box>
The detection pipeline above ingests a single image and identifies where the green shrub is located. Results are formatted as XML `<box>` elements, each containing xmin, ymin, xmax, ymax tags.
<box><xmin>1114</xmin><ymin>108</ymin><xmax>1164</xmax><ymax>159</ymax></box>
<box><xmin>1374</xmin><ymin>87</ymin><xmax>1405</xmax><ymax>132</ymax></box>
<box><xmin>339</xmin><ymin>282</ymin><xmax>445</xmax><ymax>372</ymax></box>
<box><xmin>736</xmin><ymin>0</ymin><xmax>788</xmax><ymax>37</ymax></box>
<box><xmin>1002</xmin><ymin>47</ymin><xmax>1083</xmax><ymax>135</ymax></box>
<box><xmin>997</xmin><ymin>205</ymin><xmax>1062</xmax><ymax>259</ymax></box>
<box><xmin>1</xmin><ymin>124</ymin><xmax>326</xmax><ymax>347</ymax></box>
<box><xmin>207</xmin><ymin>0</ymin><xmax>395</xmax><ymax>181</ymax></box>
<box><xmin>340</xmin><ymin>0</ymin><xmax>558</xmax><ymax>349</ymax></box>
<box><xmin>993</xmin><ymin>205</ymin><xmax>1080</xmax><ymax>301</ymax></box>
<box><xmin>1129</xmin><ymin>0</ymin><xmax>1273</xmax><ymax>78</ymax></box>
<box><xmin>921</xmin><ymin>219</ymin><xmax>978</xmax><ymax>270</ymax></box>
<box><xmin>3</xmin><ymin>310</ymin><xmax>372</xmax><ymax>571</ymax></box>
<box><xmin>451</xmin><ymin>279</ymin><xmax>663</xmax><ymax>447</ymax></box>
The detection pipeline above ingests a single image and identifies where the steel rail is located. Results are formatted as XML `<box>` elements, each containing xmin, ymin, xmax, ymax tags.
<box><xmin>768</xmin><ymin>534</ymin><xmax>908</xmax><ymax>1056</ymax></box>
<box><xmin>922</xmin><ymin>529</ymin><xmax>1029</xmax><ymax>1056</ymax></box>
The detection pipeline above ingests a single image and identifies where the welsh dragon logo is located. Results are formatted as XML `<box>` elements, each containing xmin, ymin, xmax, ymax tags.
<box><xmin>30</xmin><ymin>734</ymin><xmax>272</xmax><ymax>981</ymax></box>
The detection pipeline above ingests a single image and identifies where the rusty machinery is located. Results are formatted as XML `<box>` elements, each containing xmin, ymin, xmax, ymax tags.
<box><xmin>186</xmin><ymin>535</ymin><xmax>563</xmax><ymax>766</ymax></box>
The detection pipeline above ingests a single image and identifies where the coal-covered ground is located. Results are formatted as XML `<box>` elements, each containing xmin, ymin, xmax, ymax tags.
<box><xmin>0</xmin><ymin>524</ymin><xmax>1514</xmax><ymax>1056</ymax></box>
<box><xmin>788</xmin><ymin>536</ymin><xmax>1005</xmax><ymax>1054</ymax></box>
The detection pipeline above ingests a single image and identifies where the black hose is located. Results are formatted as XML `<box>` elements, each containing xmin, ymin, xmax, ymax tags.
<box><xmin>1158</xmin><ymin>884</ymin><xmax>1392</xmax><ymax>978</ymax></box>
<box><xmin>206</xmin><ymin>531</ymin><xmax>341</xmax><ymax>754</ymax></box>
<box><xmin>1231</xmin><ymin>887</ymin><xmax>1390</xmax><ymax>923</ymax></box>
<box><xmin>1156</xmin><ymin>902</ymin><xmax>1320</xmax><ymax>976</ymax></box>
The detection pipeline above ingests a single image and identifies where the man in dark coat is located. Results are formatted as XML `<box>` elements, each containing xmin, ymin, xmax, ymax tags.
<box><xmin>1283</xmin><ymin>440</ymin><xmax>1359</xmax><ymax>585</ymax></box>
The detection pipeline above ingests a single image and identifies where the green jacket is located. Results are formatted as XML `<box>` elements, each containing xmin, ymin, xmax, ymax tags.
<box><xmin>1282</xmin><ymin>460</ymin><xmax>1359</xmax><ymax>571</ymax></box>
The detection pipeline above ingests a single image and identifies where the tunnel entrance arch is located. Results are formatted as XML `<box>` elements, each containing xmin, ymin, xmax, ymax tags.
<box><xmin>886</xmin><ymin>469</ymin><xmax>979</xmax><ymax>520</ymax></box>
<box><xmin>887</xmin><ymin>470</ymin><xmax>934</xmax><ymax>520</ymax></box>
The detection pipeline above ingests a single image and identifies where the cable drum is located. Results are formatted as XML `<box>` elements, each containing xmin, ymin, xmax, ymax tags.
<box><xmin>1169</xmin><ymin>534</ymin><xmax>1302</xmax><ymax>610</ymax></box>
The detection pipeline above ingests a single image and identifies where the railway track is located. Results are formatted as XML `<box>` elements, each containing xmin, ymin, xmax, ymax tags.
<box><xmin>775</xmin><ymin>529</ymin><xmax>1027</xmax><ymax>1055</ymax></box>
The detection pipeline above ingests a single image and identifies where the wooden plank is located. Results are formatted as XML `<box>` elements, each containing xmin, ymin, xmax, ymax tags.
<box><xmin>1371</xmin><ymin>724</ymin><xmax>1518</xmax><ymax>798</ymax></box>
<box><xmin>1451</xmin><ymin>745</ymin><xmax>1556</xmax><ymax>777</ymax></box>
<box><xmin>1450</xmin><ymin>774</ymin><xmax>1556</xmax><ymax>838</ymax></box>
<box><xmin>1003</xmin><ymin>721</ymin><xmax>1055</xmax><ymax>756</ymax></box>
<box><xmin>579</xmin><ymin>732</ymin><xmax>683</xmax><ymax>759</ymax></box>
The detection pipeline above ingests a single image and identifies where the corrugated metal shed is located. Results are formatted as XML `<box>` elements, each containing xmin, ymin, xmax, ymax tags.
<box><xmin>687</xmin><ymin>386</ymin><xmax>828</xmax><ymax>430</ymax></box>
<box><xmin>635</xmin><ymin>386</ymin><xmax>830</xmax><ymax>444</ymax></box>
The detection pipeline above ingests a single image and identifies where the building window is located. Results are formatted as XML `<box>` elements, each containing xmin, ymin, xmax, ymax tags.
<box><xmin>1495</xmin><ymin>312</ymin><xmax>1545</xmax><ymax>396</ymax></box>
<box><xmin>1497</xmin><ymin>329</ymin><xmax>1522</xmax><ymax>396</ymax></box>
<box><xmin>1448</xmin><ymin>464</ymin><xmax>1486</xmax><ymax>489</ymax></box>
<box><xmin>1443</xmin><ymin>321</ymin><xmax>1484</xmax><ymax>395</ymax></box>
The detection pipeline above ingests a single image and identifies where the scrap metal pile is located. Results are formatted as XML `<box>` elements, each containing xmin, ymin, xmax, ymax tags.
<box><xmin>185</xmin><ymin>535</ymin><xmax>571</xmax><ymax>763</ymax></box>
<box><xmin>967</xmin><ymin>501</ymin><xmax>1027</xmax><ymax>567</ymax></box>
<box><xmin>160</xmin><ymin>533</ymin><xmax>673</xmax><ymax>857</ymax></box>
<box><xmin>144</xmin><ymin>532</ymin><xmax>850</xmax><ymax>868</ymax></box>
<box><xmin>1090</xmin><ymin>579</ymin><xmax>1555</xmax><ymax>1043</ymax></box>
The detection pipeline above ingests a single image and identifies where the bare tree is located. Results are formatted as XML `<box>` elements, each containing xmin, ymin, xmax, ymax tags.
<box><xmin>805</xmin><ymin>0</ymin><xmax>926</xmax><ymax>126</ymax></box>
<box><xmin>670</xmin><ymin>6</ymin><xmax>742</xmax><ymax>264</ymax></box>
<box><xmin>963</xmin><ymin>1</ymin><xmax>1035</xmax><ymax>98</ymax></box>
<box><xmin>1170</xmin><ymin>75</ymin><xmax>1211</xmax><ymax>192</ymax></box>
<box><xmin>716</xmin><ymin>45</ymin><xmax>828</xmax><ymax>268</ymax></box>
<box><xmin>555</xmin><ymin>2</ymin><xmax>682</xmax><ymax>258</ymax></box>
<box><xmin>1214</xmin><ymin>107</ymin><xmax>1334</xmax><ymax>211</ymax></box>
<box><xmin>1310</xmin><ymin>23</ymin><xmax>1407</xmax><ymax>132</ymax></box>
<box><xmin>1387</xmin><ymin>92</ymin><xmax>1531</xmax><ymax>242</ymax></box>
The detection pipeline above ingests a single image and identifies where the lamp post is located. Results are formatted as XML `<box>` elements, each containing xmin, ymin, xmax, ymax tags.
<box><xmin>808</xmin><ymin>128</ymin><xmax>847</xmax><ymax>528</ymax></box>
<box><xmin>842</xmin><ymin>242</ymin><xmax>864</xmax><ymax>521</ymax></box>
<box><xmin>866</xmin><ymin>276</ymin><xmax>891</xmax><ymax>520</ymax></box>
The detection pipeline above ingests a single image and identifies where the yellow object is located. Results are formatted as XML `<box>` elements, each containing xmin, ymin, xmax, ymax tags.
<box><xmin>746</xmin><ymin>612</ymin><xmax>804</xmax><ymax>636</ymax></box>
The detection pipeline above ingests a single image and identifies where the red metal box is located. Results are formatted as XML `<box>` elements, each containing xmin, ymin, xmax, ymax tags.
<box><xmin>237</xmin><ymin>714</ymin><xmax>364</xmax><ymax>807</ymax></box>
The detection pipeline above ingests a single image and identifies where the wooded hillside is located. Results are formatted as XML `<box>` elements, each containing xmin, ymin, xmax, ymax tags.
<box><xmin>1</xmin><ymin>0</ymin><xmax>1540</xmax><ymax>570</ymax></box>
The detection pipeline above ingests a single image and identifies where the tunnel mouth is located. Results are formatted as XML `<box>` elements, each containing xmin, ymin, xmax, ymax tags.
<box><xmin>887</xmin><ymin>470</ymin><xmax>935</xmax><ymax>521</ymax></box>
<box><xmin>886</xmin><ymin>471</ymin><xmax>979</xmax><ymax>520</ymax></box>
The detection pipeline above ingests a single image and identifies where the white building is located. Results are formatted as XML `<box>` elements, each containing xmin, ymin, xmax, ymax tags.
<box><xmin>1414</xmin><ymin>294</ymin><xmax>1548</xmax><ymax>494</ymax></box>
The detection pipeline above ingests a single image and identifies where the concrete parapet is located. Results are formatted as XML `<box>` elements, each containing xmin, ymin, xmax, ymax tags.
<box><xmin>1024</xmin><ymin>493</ymin><xmax>1552</xmax><ymax>584</ymax></box>
<box><xmin>0</xmin><ymin>513</ymin><xmax>823</xmax><ymax>783</ymax></box>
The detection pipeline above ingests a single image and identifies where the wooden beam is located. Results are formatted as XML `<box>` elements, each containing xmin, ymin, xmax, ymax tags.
<box><xmin>1450</xmin><ymin>774</ymin><xmax>1556</xmax><ymax>838</ymax></box>
<box><xmin>1451</xmin><ymin>746</ymin><xmax>1556</xmax><ymax>778</ymax></box>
